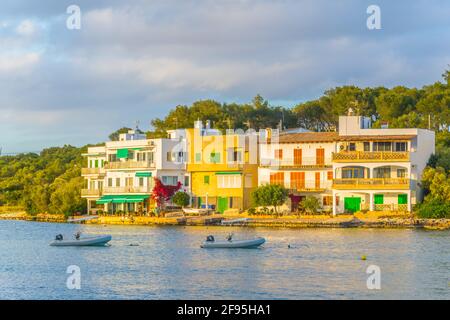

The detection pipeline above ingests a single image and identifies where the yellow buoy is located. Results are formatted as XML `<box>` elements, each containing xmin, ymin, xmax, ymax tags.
<box><xmin>361</xmin><ymin>255</ymin><xmax>367</xmax><ymax>260</ymax></box>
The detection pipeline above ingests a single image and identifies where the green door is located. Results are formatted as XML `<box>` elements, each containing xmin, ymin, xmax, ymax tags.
<box><xmin>374</xmin><ymin>194</ymin><xmax>384</xmax><ymax>204</ymax></box>
<box><xmin>344</xmin><ymin>197</ymin><xmax>361</xmax><ymax>213</ymax></box>
<box><xmin>398</xmin><ymin>194</ymin><xmax>407</xmax><ymax>204</ymax></box>
<box><xmin>218</xmin><ymin>197</ymin><xmax>228</xmax><ymax>214</ymax></box>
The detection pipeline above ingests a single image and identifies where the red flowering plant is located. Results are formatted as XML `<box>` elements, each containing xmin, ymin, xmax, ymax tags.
<box><xmin>151</xmin><ymin>178</ymin><xmax>182</xmax><ymax>210</ymax></box>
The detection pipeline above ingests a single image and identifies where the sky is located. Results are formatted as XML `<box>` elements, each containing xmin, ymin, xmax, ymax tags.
<box><xmin>0</xmin><ymin>0</ymin><xmax>449</xmax><ymax>153</ymax></box>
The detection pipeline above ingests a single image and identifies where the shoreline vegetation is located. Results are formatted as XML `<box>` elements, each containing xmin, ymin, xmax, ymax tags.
<box><xmin>1</xmin><ymin>210</ymin><xmax>449</xmax><ymax>230</ymax></box>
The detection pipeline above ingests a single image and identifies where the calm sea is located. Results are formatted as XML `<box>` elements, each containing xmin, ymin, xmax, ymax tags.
<box><xmin>0</xmin><ymin>220</ymin><xmax>448</xmax><ymax>299</ymax></box>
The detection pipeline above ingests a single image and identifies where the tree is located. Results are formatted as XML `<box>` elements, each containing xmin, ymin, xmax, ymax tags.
<box><xmin>172</xmin><ymin>191</ymin><xmax>190</xmax><ymax>208</ymax></box>
<box><xmin>151</xmin><ymin>178</ymin><xmax>182</xmax><ymax>209</ymax></box>
<box><xmin>251</xmin><ymin>184</ymin><xmax>288</xmax><ymax>215</ymax></box>
<box><xmin>299</xmin><ymin>196</ymin><xmax>321</xmax><ymax>214</ymax></box>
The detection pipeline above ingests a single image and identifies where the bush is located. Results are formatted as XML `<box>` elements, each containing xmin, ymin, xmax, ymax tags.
<box><xmin>247</xmin><ymin>208</ymin><xmax>256</xmax><ymax>215</ymax></box>
<box><xmin>299</xmin><ymin>196</ymin><xmax>321</xmax><ymax>214</ymax></box>
<box><xmin>172</xmin><ymin>191</ymin><xmax>190</xmax><ymax>207</ymax></box>
<box><xmin>417</xmin><ymin>200</ymin><xmax>450</xmax><ymax>219</ymax></box>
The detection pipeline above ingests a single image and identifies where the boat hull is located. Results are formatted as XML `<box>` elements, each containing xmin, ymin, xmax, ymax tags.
<box><xmin>201</xmin><ymin>237</ymin><xmax>265</xmax><ymax>249</ymax></box>
<box><xmin>49</xmin><ymin>235</ymin><xmax>112</xmax><ymax>247</ymax></box>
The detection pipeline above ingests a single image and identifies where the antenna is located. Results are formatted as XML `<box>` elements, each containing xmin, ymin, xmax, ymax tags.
<box><xmin>135</xmin><ymin>120</ymin><xmax>140</xmax><ymax>131</ymax></box>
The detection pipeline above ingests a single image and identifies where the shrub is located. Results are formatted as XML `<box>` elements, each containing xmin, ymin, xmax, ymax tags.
<box><xmin>417</xmin><ymin>199</ymin><xmax>450</xmax><ymax>219</ymax></box>
<box><xmin>299</xmin><ymin>196</ymin><xmax>321</xmax><ymax>214</ymax></box>
<box><xmin>172</xmin><ymin>191</ymin><xmax>190</xmax><ymax>208</ymax></box>
<box><xmin>247</xmin><ymin>208</ymin><xmax>256</xmax><ymax>215</ymax></box>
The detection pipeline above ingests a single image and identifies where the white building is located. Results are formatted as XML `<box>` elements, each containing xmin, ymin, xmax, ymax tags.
<box><xmin>258</xmin><ymin>111</ymin><xmax>435</xmax><ymax>215</ymax></box>
<box><xmin>81</xmin><ymin>129</ymin><xmax>188</xmax><ymax>214</ymax></box>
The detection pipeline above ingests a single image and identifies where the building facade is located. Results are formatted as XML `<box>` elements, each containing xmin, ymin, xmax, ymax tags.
<box><xmin>259</xmin><ymin>112</ymin><xmax>435</xmax><ymax>215</ymax></box>
<box><xmin>185</xmin><ymin>121</ymin><xmax>259</xmax><ymax>213</ymax></box>
<box><xmin>81</xmin><ymin>129</ymin><xmax>188</xmax><ymax>214</ymax></box>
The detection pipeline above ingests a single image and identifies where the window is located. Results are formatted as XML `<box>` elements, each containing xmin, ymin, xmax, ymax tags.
<box><xmin>270</xmin><ymin>172</ymin><xmax>284</xmax><ymax>185</ymax></box>
<box><xmin>116</xmin><ymin>178</ymin><xmax>121</xmax><ymax>187</ymax></box>
<box><xmin>363</xmin><ymin>142</ymin><xmax>370</xmax><ymax>152</ymax></box>
<box><xmin>167</xmin><ymin>152</ymin><xmax>175</xmax><ymax>162</ymax></box>
<box><xmin>373</xmin><ymin>142</ymin><xmax>392</xmax><ymax>151</ymax></box>
<box><xmin>316</xmin><ymin>148</ymin><xmax>325</xmax><ymax>165</ymax></box>
<box><xmin>323</xmin><ymin>196</ymin><xmax>332</xmax><ymax>206</ymax></box>
<box><xmin>349</xmin><ymin>143</ymin><xmax>356</xmax><ymax>151</ymax></box>
<box><xmin>342</xmin><ymin>167</ymin><xmax>365</xmax><ymax>178</ymax></box>
<box><xmin>397</xmin><ymin>168</ymin><xmax>407</xmax><ymax>178</ymax></box>
<box><xmin>374</xmin><ymin>167</ymin><xmax>391</xmax><ymax>178</ymax></box>
<box><xmin>184</xmin><ymin>176</ymin><xmax>189</xmax><ymax>187</ymax></box>
<box><xmin>108</xmin><ymin>178</ymin><xmax>113</xmax><ymax>187</ymax></box>
<box><xmin>290</xmin><ymin>172</ymin><xmax>305</xmax><ymax>189</ymax></box>
<box><xmin>139</xmin><ymin>178</ymin><xmax>144</xmax><ymax>187</ymax></box>
<box><xmin>204</xmin><ymin>175</ymin><xmax>210</xmax><ymax>185</ymax></box>
<box><xmin>275</xmin><ymin>149</ymin><xmax>283</xmax><ymax>160</ymax></box>
<box><xmin>95</xmin><ymin>160</ymin><xmax>99</xmax><ymax>168</ymax></box>
<box><xmin>395</xmin><ymin>142</ymin><xmax>407</xmax><ymax>152</ymax></box>
<box><xmin>210</xmin><ymin>152</ymin><xmax>220</xmax><ymax>163</ymax></box>
<box><xmin>162</xmin><ymin>176</ymin><xmax>178</xmax><ymax>185</ymax></box>
<box><xmin>217</xmin><ymin>175</ymin><xmax>242</xmax><ymax>188</ymax></box>
<box><xmin>148</xmin><ymin>152</ymin><xmax>154</xmax><ymax>164</ymax></box>
<box><xmin>137</xmin><ymin>152</ymin><xmax>146</xmax><ymax>162</ymax></box>
<box><xmin>327</xmin><ymin>171</ymin><xmax>333</xmax><ymax>180</ymax></box>
<box><xmin>108</xmin><ymin>154</ymin><xmax>117</xmax><ymax>162</ymax></box>
<box><xmin>227</xmin><ymin>148</ymin><xmax>242</xmax><ymax>162</ymax></box>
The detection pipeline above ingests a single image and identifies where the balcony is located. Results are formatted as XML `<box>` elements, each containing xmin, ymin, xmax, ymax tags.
<box><xmin>104</xmin><ymin>161</ymin><xmax>155</xmax><ymax>170</ymax></box>
<box><xmin>332</xmin><ymin>151</ymin><xmax>410</xmax><ymax>162</ymax></box>
<box><xmin>260</xmin><ymin>158</ymin><xmax>332</xmax><ymax>169</ymax></box>
<box><xmin>332</xmin><ymin>178</ymin><xmax>410</xmax><ymax>190</ymax></box>
<box><xmin>81</xmin><ymin>167</ymin><xmax>105</xmax><ymax>176</ymax></box>
<box><xmin>269</xmin><ymin>181</ymin><xmax>332</xmax><ymax>193</ymax></box>
<box><xmin>81</xmin><ymin>189</ymin><xmax>102</xmax><ymax>197</ymax></box>
<box><xmin>103</xmin><ymin>186</ymin><xmax>152</xmax><ymax>194</ymax></box>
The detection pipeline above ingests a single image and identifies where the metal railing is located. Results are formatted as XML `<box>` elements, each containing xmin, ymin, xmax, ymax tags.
<box><xmin>81</xmin><ymin>189</ymin><xmax>102</xmax><ymax>197</ymax></box>
<box><xmin>332</xmin><ymin>151</ymin><xmax>410</xmax><ymax>162</ymax></box>
<box><xmin>260</xmin><ymin>157</ymin><xmax>332</xmax><ymax>168</ymax></box>
<box><xmin>103</xmin><ymin>186</ymin><xmax>152</xmax><ymax>194</ymax></box>
<box><xmin>332</xmin><ymin>178</ymin><xmax>410</xmax><ymax>190</ymax></box>
<box><xmin>81</xmin><ymin>167</ymin><xmax>105</xmax><ymax>175</ymax></box>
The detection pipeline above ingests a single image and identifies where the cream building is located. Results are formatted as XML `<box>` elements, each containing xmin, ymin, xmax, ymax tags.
<box><xmin>259</xmin><ymin>111</ymin><xmax>435</xmax><ymax>215</ymax></box>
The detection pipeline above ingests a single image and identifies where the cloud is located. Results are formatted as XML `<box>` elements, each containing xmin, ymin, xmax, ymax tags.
<box><xmin>0</xmin><ymin>0</ymin><xmax>449</xmax><ymax>153</ymax></box>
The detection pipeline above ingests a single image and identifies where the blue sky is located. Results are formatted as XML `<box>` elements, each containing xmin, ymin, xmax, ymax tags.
<box><xmin>0</xmin><ymin>0</ymin><xmax>449</xmax><ymax>153</ymax></box>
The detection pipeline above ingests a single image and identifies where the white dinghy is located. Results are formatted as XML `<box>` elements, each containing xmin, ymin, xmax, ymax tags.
<box><xmin>50</xmin><ymin>234</ymin><xmax>111</xmax><ymax>247</ymax></box>
<box><xmin>201</xmin><ymin>235</ymin><xmax>265</xmax><ymax>249</ymax></box>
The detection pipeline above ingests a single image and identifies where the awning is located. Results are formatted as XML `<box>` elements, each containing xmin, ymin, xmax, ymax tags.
<box><xmin>96</xmin><ymin>195</ymin><xmax>149</xmax><ymax>204</ymax></box>
<box><xmin>215</xmin><ymin>171</ymin><xmax>242</xmax><ymax>175</ymax></box>
<box><xmin>135</xmin><ymin>171</ymin><xmax>152</xmax><ymax>177</ymax></box>
<box><xmin>116</xmin><ymin>148</ymin><xmax>129</xmax><ymax>159</ymax></box>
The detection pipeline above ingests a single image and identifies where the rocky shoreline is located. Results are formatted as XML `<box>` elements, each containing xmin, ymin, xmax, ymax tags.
<box><xmin>1</xmin><ymin>211</ymin><xmax>449</xmax><ymax>230</ymax></box>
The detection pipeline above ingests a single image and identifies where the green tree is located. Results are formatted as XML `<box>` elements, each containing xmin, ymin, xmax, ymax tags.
<box><xmin>172</xmin><ymin>191</ymin><xmax>190</xmax><ymax>208</ymax></box>
<box><xmin>108</xmin><ymin>127</ymin><xmax>132</xmax><ymax>141</ymax></box>
<box><xmin>251</xmin><ymin>184</ymin><xmax>288</xmax><ymax>215</ymax></box>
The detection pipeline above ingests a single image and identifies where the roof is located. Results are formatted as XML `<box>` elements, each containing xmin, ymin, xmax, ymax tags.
<box><xmin>270</xmin><ymin>132</ymin><xmax>416</xmax><ymax>144</ymax></box>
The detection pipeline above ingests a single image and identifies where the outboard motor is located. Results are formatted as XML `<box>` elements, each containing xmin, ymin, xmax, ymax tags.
<box><xmin>206</xmin><ymin>235</ymin><xmax>215</xmax><ymax>242</ymax></box>
<box><xmin>55</xmin><ymin>234</ymin><xmax>63</xmax><ymax>241</ymax></box>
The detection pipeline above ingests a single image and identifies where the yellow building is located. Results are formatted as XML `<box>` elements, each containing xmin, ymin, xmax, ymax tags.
<box><xmin>186</xmin><ymin>122</ymin><xmax>259</xmax><ymax>213</ymax></box>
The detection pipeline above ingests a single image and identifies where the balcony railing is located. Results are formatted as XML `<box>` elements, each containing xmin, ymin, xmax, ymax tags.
<box><xmin>104</xmin><ymin>161</ymin><xmax>155</xmax><ymax>170</ymax></box>
<box><xmin>81</xmin><ymin>189</ymin><xmax>102</xmax><ymax>197</ymax></box>
<box><xmin>374</xmin><ymin>204</ymin><xmax>408</xmax><ymax>212</ymax></box>
<box><xmin>268</xmin><ymin>181</ymin><xmax>332</xmax><ymax>192</ymax></box>
<box><xmin>260</xmin><ymin>157</ymin><xmax>332</xmax><ymax>168</ymax></box>
<box><xmin>103</xmin><ymin>186</ymin><xmax>152</xmax><ymax>194</ymax></box>
<box><xmin>81</xmin><ymin>167</ymin><xmax>105</xmax><ymax>175</ymax></box>
<box><xmin>332</xmin><ymin>151</ymin><xmax>410</xmax><ymax>162</ymax></box>
<box><xmin>332</xmin><ymin>178</ymin><xmax>410</xmax><ymax>190</ymax></box>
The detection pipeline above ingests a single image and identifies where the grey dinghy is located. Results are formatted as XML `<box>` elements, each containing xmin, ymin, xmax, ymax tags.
<box><xmin>201</xmin><ymin>237</ymin><xmax>265</xmax><ymax>249</ymax></box>
<box><xmin>50</xmin><ymin>235</ymin><xmax>112</xmax><ymax>247</ymax></box>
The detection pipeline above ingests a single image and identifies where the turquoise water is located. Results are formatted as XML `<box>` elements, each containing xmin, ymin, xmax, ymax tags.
<box><xmin>0</xmin><ymin>220</ymin><xmax>448</xmax><ymax>299</ymax></box>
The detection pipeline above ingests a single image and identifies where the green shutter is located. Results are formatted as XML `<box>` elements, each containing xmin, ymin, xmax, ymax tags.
<box><xmin>204</xmin><ymin>175</ymin><xmax>210</xmax><ymax>184</ymax></box>
<box><xmin>374</xmin><ymin>194</ymin><xmax>384</xmax><ymax>204</ymax></box>
<box><xmin>218</xmin><ymin>197</ymin><xmax>228</xmax><ymax>214</ymax></box>
<box><xmin>117</xmin><ymin>149</ymin><xmax>129</xmax><ymax>159</ymax></box>
<box><xmin>398</xmin><ymin>194</ymin><xmax>408</xmax><ymax>204</ymax></box>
